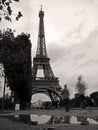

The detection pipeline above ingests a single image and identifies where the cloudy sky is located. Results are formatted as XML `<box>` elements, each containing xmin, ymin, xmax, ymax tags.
<box><xmin>0</xmin><ymin>0</ymin><xmax>98</xmax><ymax>100</ymax></box>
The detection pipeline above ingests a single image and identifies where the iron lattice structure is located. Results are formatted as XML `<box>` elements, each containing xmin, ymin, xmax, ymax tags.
<box><xmin>32</xmin><ymin>7</ymin><xmax>61</xmax><ymax>101</ymax></box>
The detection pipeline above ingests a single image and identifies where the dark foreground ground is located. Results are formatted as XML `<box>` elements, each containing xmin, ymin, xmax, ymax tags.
<box><xmin>0</xmin><ymin>108</ymin><xmax>98</xmax><ymax>130</ymax></box>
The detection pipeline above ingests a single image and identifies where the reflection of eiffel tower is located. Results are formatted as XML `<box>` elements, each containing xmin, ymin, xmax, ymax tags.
<box><xmin>32</xmin><ymin>6</ymin><xmax>61</xmax><ymax>101</ymax></box>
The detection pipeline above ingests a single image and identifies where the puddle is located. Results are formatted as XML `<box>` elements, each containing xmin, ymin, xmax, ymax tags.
<box><xmin>5</xmin><ymin>114</ymin><xmax>98</xmax><ymax>125</ymax></box>
<box><xmin>31</xmin><ymin>114</ymin><xmax>51</xmax><ymax>124</ymax></box>
<box><xmin>47</xmin><ymin>116</ymin><xmax>98</xmax><ymax>125</ymax></box>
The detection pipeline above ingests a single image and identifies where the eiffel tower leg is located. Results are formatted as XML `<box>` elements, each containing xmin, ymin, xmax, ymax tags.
<box><xmin>32</xmin><ymin>64</ymin><xmax>38</xmax><ymax>79</ymax></box>
<box><xmin>48</xmin><ymin>90</ymin><xmax>54</xmax><ymax>102</ymax></box>
<box><xmin>43</xmin><ymin>64</ymin><xmax>55</xmax><ymax>79</ymax></box>
<box><xmin>53</xmin><ymin>93</ymin><xmax>59</xmax><ymax>101</ymax></box>
<box><xmin>52</xmin><ymin>93</ymin><xmax>59</xmax><ymax>108</ymax></box>
<box><xmin>47</xmin><ymin>90</ymin><xmax>59</xmax><ymax>109</ymax></box>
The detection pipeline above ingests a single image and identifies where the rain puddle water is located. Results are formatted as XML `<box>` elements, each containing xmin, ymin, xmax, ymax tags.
<box><xmin>8</xmin><ymin>114</ymin><xmax>98</xmax><ymax>125</ymax></box>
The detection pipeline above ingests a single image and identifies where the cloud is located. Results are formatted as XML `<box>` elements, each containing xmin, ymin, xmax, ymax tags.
<box><xmin>47</xmin><ymin>43</ymin><xmax>67</xmax><ymax>63</ymax></box>
<box><xmin>72</xmin><ymin>53</ymin><xmax>86</xmax><ymax>62</ymax></box>
<box><xmin>48</xmin><ymin>27</ymin><xmax>98</xmax><ymax>97</ymax></box>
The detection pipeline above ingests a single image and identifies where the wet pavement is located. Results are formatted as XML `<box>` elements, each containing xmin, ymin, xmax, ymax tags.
<box><xmin>1</xmin><ymin>109</ymin><xmax>98</xmax><ymax>130</ymax></box>
<box><xmin>3</xmin><ymin>114</ymin><xmax>98</xmax><ymax>126</ymax></box>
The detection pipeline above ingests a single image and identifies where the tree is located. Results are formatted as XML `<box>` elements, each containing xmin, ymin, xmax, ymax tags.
<box><xmin>0</xmin><ymin>0</ymin><xmax>22</xmax><ymax>22</ymax></box>
<box><xmin>90</xmin><ymin>91</ymin><xmax>98</xmax><ymax>106</ymax></box>
<box><xmin>0</xmin><ymin>29</ymin><xmax>32</xmax><ymax>109</ymax></box>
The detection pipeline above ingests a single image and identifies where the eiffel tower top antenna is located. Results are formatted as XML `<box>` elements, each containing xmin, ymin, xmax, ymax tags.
<box><xmin>36</xmin><ymin>5</ymin><xmax>48</xmax><ymax>57</ymax></box>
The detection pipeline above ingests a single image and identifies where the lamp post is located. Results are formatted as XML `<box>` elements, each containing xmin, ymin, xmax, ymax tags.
<box><xmin>0</xmin><ymin>64</ymin><xmax>6</xmax><ymax>112</ymax></box>
<box><xmin>1</xmin><ymin>75</ymin><xmax>6</xmax><ymax>112</ymax></box>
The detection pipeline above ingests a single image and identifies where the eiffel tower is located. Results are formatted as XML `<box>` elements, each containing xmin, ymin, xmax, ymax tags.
<box><xmin>32</xmin><ymin>6</ymin><xmax>61</xmax><ymax>101</ymax></box>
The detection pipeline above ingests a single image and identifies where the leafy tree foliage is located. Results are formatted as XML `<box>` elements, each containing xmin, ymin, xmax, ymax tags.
<box><xmin>90</xmin><ymin>91</ymin><xmax>98</xmax><ymax>106</ymax></box>
<box><xmin>0</xmin><ymin>29</ymin><xmax>32</xmax><ymax>105</ymax></box>
<box><xmin>0</xmin><ymin>0</ymin><xmax>22</xmax><ymax>22</ymax></box>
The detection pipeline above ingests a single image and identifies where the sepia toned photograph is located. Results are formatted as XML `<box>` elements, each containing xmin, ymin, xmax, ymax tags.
<box><xmin>0</xmin><ymin>0</ymin><xmax>98</xmax><ymax>130</ymax></box>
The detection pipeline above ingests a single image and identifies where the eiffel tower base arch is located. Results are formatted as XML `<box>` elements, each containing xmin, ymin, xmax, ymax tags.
<box><xmin>32</xmin><ymin>80</ymin><xmax>61</xmax><ymax>103</ymax></box>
